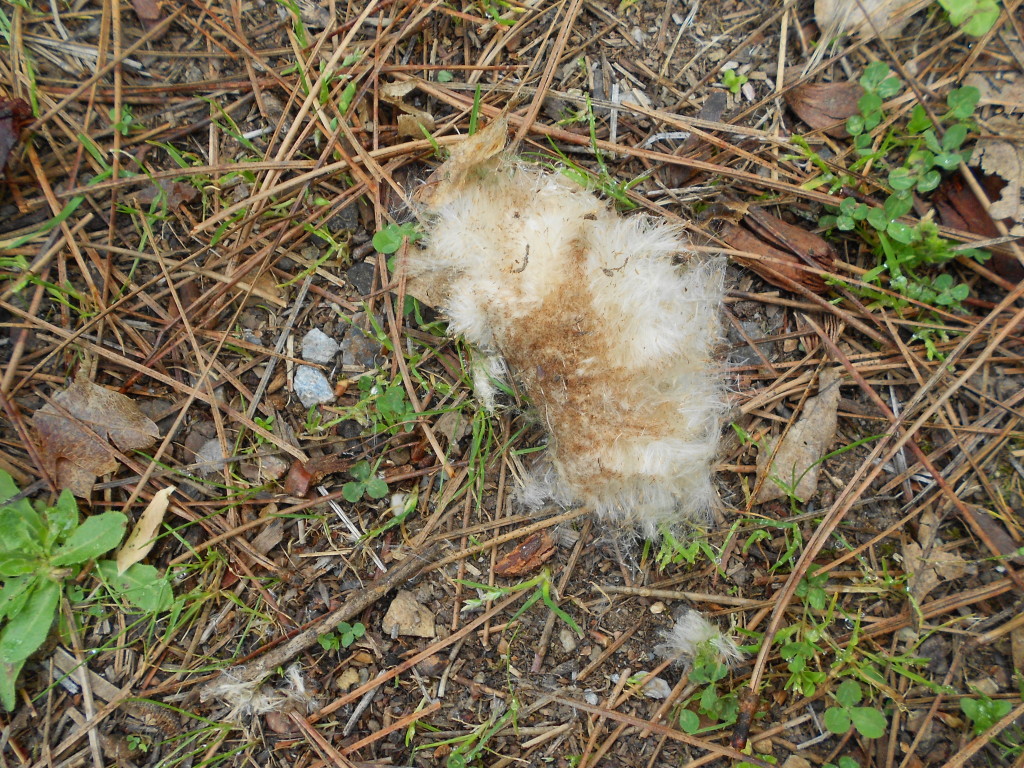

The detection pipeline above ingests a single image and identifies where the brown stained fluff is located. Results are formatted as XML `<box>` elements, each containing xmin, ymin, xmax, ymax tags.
<box><xmin>404</xmin><ymin>118</ymin><xmax>726</xmax><ymax>536</ymax></box>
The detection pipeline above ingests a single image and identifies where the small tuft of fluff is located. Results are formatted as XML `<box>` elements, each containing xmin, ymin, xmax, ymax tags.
<box><xmin>406</xmin><ymin>118</ymin><xmax>725</xmax><ymax>535</ymax></box>
<box><xmin>655</xmin><ymin>609</ymin><xmax>743</xmax><ymax>665</ymax></box>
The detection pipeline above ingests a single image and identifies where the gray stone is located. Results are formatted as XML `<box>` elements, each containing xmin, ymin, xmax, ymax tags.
<box><xmin>195</xmin><ymin>438</ymin><xmax>227</xmax><ymax>476</ymax></box>
<box><xmin>293</xmin><ymin>365</ymin><xmax>335</xmax><ymax>408</ymax></box>
<box><xmin>346</xmin><ymin>261</ymin><xmax>375</xmax><ymax>296</ymax></box>
<box><xmin>381</xmin><ymin>590</ymin><xmax>436</xmax><ymax>638</ymax></box>
<box><xmin>301</xmin><ymin>327</ymin><xmax>340</xmax><ymax>364</ymax></box>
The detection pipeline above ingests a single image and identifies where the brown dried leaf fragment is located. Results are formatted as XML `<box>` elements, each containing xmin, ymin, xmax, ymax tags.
<box><xmin>755</xmin><ymin>368</ymin><xmax>841</xmax><ymax>504</ymax></box>
<box><xmin>494</xmin><ymin>532</ymin><xmax>557</xmax><ymax>578</ymax></box>
<box><xmin>116</xmin><ymin>486</ymin><xmax>175</xmax><ymax>574</ymax></box>
<box><xmin>33</xmin><ymin>374</ymin><xmax>160</xmax><ymax>497</ymax></box>
<box><xmin>130</xmin><ymin>0</ymin><xmax>163</xmax><ymax>32</ymax></box>
<box><xmin>784</xmin><ymin>80</ymin><xmax>862</xmax><ymax>137</ymax></box>
<box><xmin>722</xmin><ymin>208</ymin><xmax>834</xmax><ymax>293</ymax></box>
<box><xmin>0</xmin><ymin>98</ymin><xmax>31</xmax><ymax>176</ymax></box>
<box><xmin>903</xmin><ymin>509</ymin><xmax>972</xmax><ymax>604</ymax></box>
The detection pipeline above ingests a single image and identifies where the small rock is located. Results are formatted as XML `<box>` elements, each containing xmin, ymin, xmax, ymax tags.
<box><xmin>782</xmin><ymin>757</ymin><xmax>812</xmax><ymax>768</ymax></box>
<box><xmin>301</xmin><ymin>328</ymin><xmax>340</xmax><ymax>364</ymax></box>
<box><xmin>752</xmin><ymin>737</ymin><xmax>774</xmax><ymax>753</ymax></box>
<box><xmin>346</xmin><ymin>261</ymin><xmax>376</xmax><ymax>296</ymax></box>
<box><xmin>336</xmin><ymin>668</ymin><xmax>360</xmax><ymax>692</ymax></box>
<box><xmin>195</xmin><ymin>438</ymin><xmax>227</xmax><ymax>476</ymax></box>
<box><xmin>293</xmin><ymin>366</ymin><xmax>335</xmax><ymax>408</ymax></box>
<box><xmin>636</xmin><ymin>674</ymin><xmax>672</xmax><ymax>700</ymax></box>
<box><xmin>381</xmin><ymin>590</ymin><xmax>436</xmax><ymax>638</ymax></box>
<box><xmin>583</xmin><ymin>690</ymin><xmax>599</xmax><ymax>706</ymax></box>
<box><xmin>340</xmin><ymin>329</ymin><xmax>381</xmax><ymax>370</ymax></box>
<box><xmin>559</xmin><ymin>627</ymin><xmax>578</xmax><ymax>653</ymax></box>
<box><xmin>258</xmin><ymin>455</ymin><xmax>290</xmax><ymax>482</ymax></box>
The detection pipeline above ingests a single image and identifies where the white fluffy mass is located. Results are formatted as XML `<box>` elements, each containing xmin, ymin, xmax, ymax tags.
<box><xmin>406</xmin><ymin>117</ymin><xmax>725</xmax><ymax>535</ymax></box>
<box><xmin>656</xmin><ymin>609</ymin><xmax>743</xmax><ymax>665</ymax></box>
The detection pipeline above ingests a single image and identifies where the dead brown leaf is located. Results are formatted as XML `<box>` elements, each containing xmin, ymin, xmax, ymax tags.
<box><xmin>33</xmin><ymin>374</ymin><xmax>160</xmax><ymax>497</ymax></box>
<box><xmin>722</xmin><ymin>207</ymin><xmax>835</xmax><ymax>293</ymax></box>
<box><xmin>0</xmin><ymin>98</ymin><xmax>31</xmax><ymax>176</ymax></box>
<box><xmin>116</xmin><ymin>486</ymin><xmax>175</xmax><ymax>574</ymax></box>
<box><xmin>134</xmin><ymin>179</ymin><xmax>199</xmax><ymax>210</ymax></box>
<box><xmin>903</xmin><ymin>509</ymin><xmax>971</xmax><ymax>604</ymax></box>
<box><xmin>755</xmin><ymin>368</ymin><xmax>841</xmax><ymax>504</ymax></box>
<box><xmin>381</xmin><ymin>81</ymin><xmax>437</xmax><ymax>140</ymax></box>
<box><xmin>814</xmin><ymin>0</ymin><xmax>930</xmax><ymax>40</ymax></box>
<box><xmin>784</xmin><ymin>80</ymin><xmax>862</xmax><ymax>137</ymax></box>
<box><xmin>494</xmin><ymin>532</ymin><xmax>557</xmax><ymax>578</ymax></box>
<box><xmin>130</xmin><ymin>0</ymin><xmax>166</xmax><ymax>37</ymax></box>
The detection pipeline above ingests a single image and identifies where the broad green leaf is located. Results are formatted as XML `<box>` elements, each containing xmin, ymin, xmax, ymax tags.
<box><xmin>887</xmin><ymin>221</ymin><xmax>915</xmax><ymax>244</ymax></box>
<box><xmin>95</xmin><ymin>561</ymin><xmax>172</xmax><ymax>613</ymax></box>
<box><xmin>678</xmin><ymin>709</ymin><xmax>700</xmax><ymax>733</ymax></box>
<box><xmin>342</xmin><ymin>482</ymin><xmax>365</xmax><ymax>503</ymax></box>
<box><xmin>0</xmin><ymin>659</ymin><xmax>25</xmax><ymax>711</ymax></box>
<box><xmin>835</xmin><ymin>679</ymin><xmax>862</xmax><ymax>707</ymax></box>
<box><xmin>0</xmin><ymin>507</ymin><xmax>45</xmax><ymax>554</ymax></box>
<box><xmin>349</xmin><ymin>461</ymin><xmax>371</xmax><ymax>482</ymax></box>
<box><xmin>0</xmin><ymin>470</ymin><xmax>32</xmax><ymax>516</ymax></box>
<box><xmin>50</xmin><ymin>512</ymin><xmax>126</xmax><ymax>566</ymax></box>
<box><xmin>0</xmin><ymin>579</ymin><xmax>59</xmax><ymax>663</ymax></box>
<box><xmin>850</xmin><ymin>706</ymin><xmax>887</xmax><ymax>738</ymax></box>
<box><xmin>823</xmin><ymin>706</ymin><xmax>851</xmax><ymax>734</ymax></box>
<box><xmin>365</xmin><ymin>478</ymin><xmax>389</xmax><ymax>499</ymax></box>
<box><xmin>942</xmin><ymin>123</ymin><xmax>969</xmax><ymax>151</ymax></box>
<box><xmin>0</xmin><ymin>576</ymin><xmax>34</xmax><ymax>622</ymax></box>
<box><xmin>44</xmin><ymin>491</ymin><xmax>79</xmax><ymax>546</ymax></box>
<box><xmin>888</xmin><ymin>168</ymin><xmax>916</xmax><ymax>191</ymax></box>
<box><xmin>0</xmin><ymin>553</ymin><xmax>38</xmax><ymax>577</ymax></box>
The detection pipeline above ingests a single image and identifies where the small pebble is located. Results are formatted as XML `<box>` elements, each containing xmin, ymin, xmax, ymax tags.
<box><xmin>301</xmin><ymin>328</ymin><xmax>340</xmax><ymax>364</ymax></box>
<box><xmin>293</xmin><ymin>365</ymin><xmax>335</xmax><ymax>408</ymax></box>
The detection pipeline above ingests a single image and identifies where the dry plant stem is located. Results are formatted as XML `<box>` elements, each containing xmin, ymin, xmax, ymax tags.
<box><xmin>201</xmin><ymin>544</ymin><xmax>436</xmax><ymax>692</ymax></box>
<box><xmin>531</xmin><ymin>518</ymin><xmax>591</xmax><ymax>672</ymax></box>
<box><xmin>805</xmin><ymin>315</ymin><xmax>1024</xmax><ymax>588</ymax></box>
<box><xmin>339</xmin><ymin>700</ymin><xmax>442</xmax><ymax>756</ymax></box>
<box><xmin>512</xmin><ymin>0</ymin><xmax>586</xmax><ymax>145</ymax></box>
<box><xmin>551</xmin><ymin>694</ymin><xmax>773</xmax><ymax>767</ymax></box>
<box><xmin>314</xmin><ymin>590</ymin><xmax>525</xmax><ymax>722</ymax></box>
<box><xmin>422</xmin><ymin>507</ymin><xmax>592</xmax><ymax>571</ymax></box>
<box><xmin>743</xmin><ymin>278</ymin><xmax>1024</xmax><ymax>735</ymax></box>
<box><xmin>287</xmin><ymin>711</ymin><xmax>358</xmax><ymax>768</ymax></box>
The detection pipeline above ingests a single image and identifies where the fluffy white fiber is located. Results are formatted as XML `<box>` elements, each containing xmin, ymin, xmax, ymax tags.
<box><xmin>406</xmin><ymin>117</ymin><xmax>725</xmax><ymax>536</ymax></box>
<box><xmin>655</xmin><ymin>609</ymin><xmax>743</xmax><ymax>665</ymax></box>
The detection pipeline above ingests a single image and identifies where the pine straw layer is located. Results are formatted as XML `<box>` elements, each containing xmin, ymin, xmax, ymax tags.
<box><xmin>1</xmin><ymin>1</ymin><xmax>1023</xmax><ymax>767</ymax></box>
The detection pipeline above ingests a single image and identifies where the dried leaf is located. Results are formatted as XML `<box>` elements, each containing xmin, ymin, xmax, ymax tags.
<box><xmin>414</xmin><ymin>116</ymin><xmax>509</xmax><ymax>208</ymax></box>
<box><xmin>972</xmin><ymin>137</ymin><xmax>1022</xmax><ymax>222</ymax></box>
<box><xmin>134</xmin><ymin>179</ymin><xmax>198</xmax><ymax>209</ymax></box>
<box><xmin>722</xmin><ymin>215</ymin><xmax>832</xmax><ymax>293</ymax></box>
<box><xmin>33</xmin><ymin>375</ymin><xmax>160</xmax><ymax>497</ymax></box>
<box><xmin>116</xmin><ymin>486</ymin><xmax>175</xmax><ymax>574</ymax></box>
<box><xmin>756</xmin><ymin>368</ymin><xmax>841</xmax><ymax>504</ymax></box>
<box><xmin>814</xmin><ymin>0</ymin><xmax>930</xmax><ymax>40</ymax></box>
<box><xmin>494</xmin><ymin>532</ymin><xmax>557</xmax><ymax>578</ymax></box>
<box><xmin>382</xmin><ymin>80</ymin><xmax>437</xmax><ymax>139</ymax></box>
<box><xmin>784</xmin><ymin>80</ymin><xmax>862</xmax><ymax>137</ymax></box>
<box><xmin>904</xmin><ymin>510</ymin><xmax>971</xmax><ymax>604</ymax></box>
<box><xmin>130</xmin><ymin>0</ymin><xmax>163</xmax><ymax>31</ymax></box>
<box><xmin>0</xmin><ymin>99</ymin><xmax>31</xmax><ymax>176</ymax></box>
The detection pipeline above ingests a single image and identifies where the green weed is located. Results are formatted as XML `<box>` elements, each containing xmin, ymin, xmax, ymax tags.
<box><xmin>458</xmin><ymin>569</ymin><xmax>581</xmax><ymax>636</ymax></box>
<box><xmin>318</xmin><ymin>621</ymin><xmax>366</xmax><ymax>650</ymax></box>
<box><xmin>938</xmin><ymin>0</ymin><xmax>1002</xmax><ymax>36</ymax></box>
<box><xmin>0</xmin><ymin>470</ymin><xmax>172</xmax><ymax>710</ymax></box>
<box><xmin>721</xmin><ymin>68</ymin><xmax>748</xmax><ymax>95</ymax></box>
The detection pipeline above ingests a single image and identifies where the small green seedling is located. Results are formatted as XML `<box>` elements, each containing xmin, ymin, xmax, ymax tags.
<box><xmin>721</xmin><ymin>68</ymin><xmax>748</xmax><ymax>95</ymax></box>
<box><xmin>318</xmin><ymin>621</ymin><xmax>366</xmax><ymax>651</ymax></box>
<box><xmin>458</xmin><ymin>569</ymin><xmax>581</xmax><ymax>636</ymax></box>
<box><xmin>342</xmin><ymin>460</ymin><xmax>389</xmax><ymax>503</ymax></box>
<box><xmin>373</xmin><ymin>222</ymin><xmax>423</xmax><ymax>254</ymax></box>
<box><xmin>678</xmin><ymin>642</ymin><xmax>740</xmax><ymax>734</ymax></box>
<box><xmin>823</xmin><ymin>680</ymin><xmax>888</xmax><ymax>738</ymax></box>
<box><xmin>960</xmin><ymin>693</ymin><xmax>1012</xmax><ymax>734</ymax></box>
<box><xmin>0</xmin><ymin>470</ymin><xmax>172</xmax><ymax>710</ymax></box>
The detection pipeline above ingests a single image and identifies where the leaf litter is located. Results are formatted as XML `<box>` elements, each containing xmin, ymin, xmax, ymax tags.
<box><xmin>1</xmin><ymin>2</ymin><xmax>1023</xmax><ymax>767</ymax></box>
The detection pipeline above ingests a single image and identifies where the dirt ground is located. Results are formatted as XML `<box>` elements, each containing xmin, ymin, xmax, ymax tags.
<box><xmin>2</xmin><ymin>1</ymin><xmax>1024</xmax><ymax>767</ymax></box>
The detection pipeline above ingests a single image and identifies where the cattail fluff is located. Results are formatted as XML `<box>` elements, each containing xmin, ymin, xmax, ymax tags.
<box><xmin>406</xmin><ymin>117</ymin><xmax>725</xmax><ymax>536</ymax></box>
<box><xmin>656</xmin><ymin>609</ymin><xmax>743</xmax><ymax>665</ymax></box>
